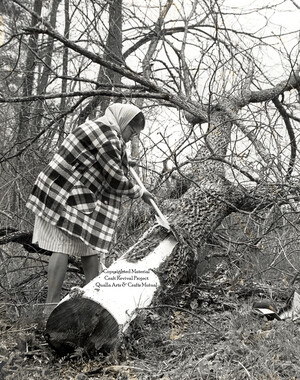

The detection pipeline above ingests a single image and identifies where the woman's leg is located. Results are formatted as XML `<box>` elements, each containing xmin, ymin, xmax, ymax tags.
<box><xmin>46</xmin><ymin>252</ymin><xmax>69</xmax><ymax>304</ymax></box>
<box><xmin>81</xmin><ymin>254</ymin><xmax>99</xmax><ymax>284</ymax></box>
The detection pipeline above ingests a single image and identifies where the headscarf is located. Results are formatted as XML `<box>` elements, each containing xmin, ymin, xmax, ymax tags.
<box><xmin>96</xmin><ymin>103</ymin><xmax>142</xmax><ymax>135</ymax></box>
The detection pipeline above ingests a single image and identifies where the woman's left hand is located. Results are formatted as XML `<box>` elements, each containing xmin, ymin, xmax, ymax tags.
<box><xmin>128</xmin><ymin>159</ymin><xmax>138</xmax><ymax>167</ymax></box>
<box><xmin>142</xmin><ymin>190</ymin><xmax>155</xmax><ymax>205</ymax></box>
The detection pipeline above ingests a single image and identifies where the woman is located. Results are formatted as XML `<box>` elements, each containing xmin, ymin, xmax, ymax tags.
<box><xmin>26</xmin><ymin>103</ymin><xmax>153</xmax><ymax>311</ymax></box>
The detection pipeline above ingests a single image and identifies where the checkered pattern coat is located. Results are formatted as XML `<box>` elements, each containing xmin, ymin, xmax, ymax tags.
<box><xmin>26</xmin><ymin>120</ymin><xmax>143</xmax><ymax>253</ymax></box>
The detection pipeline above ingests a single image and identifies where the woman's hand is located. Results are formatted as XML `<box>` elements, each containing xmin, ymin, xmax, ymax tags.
<box><xmin>128</xmin><ymin>159</ymin><xmax>138</xmax><ymax>167</ymax></box>
<box><xmin>142</xmin><ymin>190</ymin><xmax>155</xmax><ymax>205</ymax></box>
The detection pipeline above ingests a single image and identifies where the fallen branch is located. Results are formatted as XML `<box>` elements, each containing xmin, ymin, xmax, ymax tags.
<box><xmin>0</xmin><ymin>228</ymin><xmax>81</xmax><ymax>269</ymax></box>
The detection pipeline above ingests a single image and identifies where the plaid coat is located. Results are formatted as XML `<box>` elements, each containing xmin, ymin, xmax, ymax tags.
<box><xmin>26</xmin><ymin>120</ymin><xmax>143</xmax><ymax>253</ymax></box>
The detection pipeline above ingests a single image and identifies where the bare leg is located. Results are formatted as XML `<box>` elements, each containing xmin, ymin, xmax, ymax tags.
<box><xmin>46</xmin><ymin>252</ymin><xmax>68</xmax><ymax>304</ymax></box>
<box><xmin>81</xmin><ymin>254</ymin><xmax>99</xmax><ymax>284</ymax></box>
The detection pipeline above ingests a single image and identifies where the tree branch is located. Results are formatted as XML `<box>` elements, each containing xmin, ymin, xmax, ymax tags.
<box><xmin>247</xmin><ymin>67</ymin><xmax>300</xmax><ymax>105</ymax></box>
<box><xmin>0</xmin><ymin>228</ymin><xmax>81</xmax><ymax>269</ymax></box>
<box><xmin>273</xmin><ymin>96</ymin><xmax>297</xmax><ymax>181</ymax></box>
<box><xmin>0</xmin><ymin>89</ymin><xmax>172</xmax><ymax>103</ymax></box>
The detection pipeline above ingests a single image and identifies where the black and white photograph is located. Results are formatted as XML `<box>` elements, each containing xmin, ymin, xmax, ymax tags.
<box><xmin>0</xmin><ymin>0</ymin><xmax>300</xmax><ymax>379</ymax></box>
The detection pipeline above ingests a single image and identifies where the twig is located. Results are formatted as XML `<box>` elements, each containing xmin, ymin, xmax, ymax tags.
<box><xmin>0</xmin><ymin>326</ymin><xmax>37</xmax><ymax>334</ymax></box>
<box><xmin>141</xmin><ymin>304</ymin><xmax>222</xmax><ymax>333</ymax></box>
<box><xmin>0</xmin><ymin>210</ymin><xmax>14</xmax><ymax>220</ymax></box>
<box><xmin>235</xmin><ymin>361</ymin><xmax>252</xmax><ymax>379</ymax></box>
<box><xmin>87</xmin><ymin>364</ymin><xmax>152</xmax><ymax>375</ymax></box>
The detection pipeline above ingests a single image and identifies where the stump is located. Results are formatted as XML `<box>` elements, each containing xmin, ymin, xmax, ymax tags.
<box><xmin>45</xmin><ymin>231</ymin><xmax>177</xmax><ymax>355</ymax></box>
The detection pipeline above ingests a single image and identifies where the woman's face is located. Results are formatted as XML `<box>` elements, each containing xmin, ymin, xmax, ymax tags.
<box><xmin>121</xmin><ymin>112</ymin><xmax>145</xmax><ymax>142</ymax></box>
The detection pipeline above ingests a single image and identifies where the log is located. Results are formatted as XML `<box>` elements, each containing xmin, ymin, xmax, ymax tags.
<box><xmin>45</xmin><ymin>228</ymin><xmax>177</xmax><ymax>355</ymax></box>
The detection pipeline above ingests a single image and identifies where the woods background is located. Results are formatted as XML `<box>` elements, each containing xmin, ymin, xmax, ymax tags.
<box><xmin>0</xmin><ymin>1</ymin><xmax>300</xmax><ymax>378</ymax></box>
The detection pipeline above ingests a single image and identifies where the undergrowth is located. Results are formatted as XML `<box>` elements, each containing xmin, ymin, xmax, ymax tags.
<box><xmin>1</xmin><ymin>268</ymin><xmax>300</xmax><ymax>380</ymax></box>
<box><xmin>1</xmin><ymin>208</ymin><xmax>300</xmax><ymax>379</ymax></box>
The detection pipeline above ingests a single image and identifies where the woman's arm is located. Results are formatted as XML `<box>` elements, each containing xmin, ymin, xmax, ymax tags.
<box><xmin>96</xmin><ymin>138</ymin><xmax>143</xmax><ymax>198</ymax></box>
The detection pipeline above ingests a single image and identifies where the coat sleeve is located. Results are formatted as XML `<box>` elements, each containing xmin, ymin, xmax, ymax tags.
<box><xmin>97</xmin><ymin>137</ymin><xmax>143</xmax><ymax>198</ymax></box>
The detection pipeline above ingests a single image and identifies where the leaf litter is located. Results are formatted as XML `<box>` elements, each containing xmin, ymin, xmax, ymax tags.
<box><xmin>1</xmin><ymin>270</ymin><xmax>300</xmax><ymax>379</ymax></box>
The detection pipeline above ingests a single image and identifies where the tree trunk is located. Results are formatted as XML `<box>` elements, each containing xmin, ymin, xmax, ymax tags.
<box><xmin>12</xmin><ymin>0</ymin><xmax>42</xmax><ymax>221</ymax></box>
<box><xmin>32</xmin><ymin>0</ymin><xmax>62</xmax><ymax>134</ymax></box>
<box><xmin>76</xmin><ymin>0</ymin><xmax>123</xmax><ymax>125</ymax></box>
<box><xmin>56</xmin><ymin>0</ymin><xmax>70</xmax><ymax>145</ymax></box>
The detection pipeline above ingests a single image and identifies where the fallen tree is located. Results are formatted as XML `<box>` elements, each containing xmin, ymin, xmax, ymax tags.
<box><xmin>43</xmin><ymin>104</ymin><xmax>289</xmax><ymax>355</ymax></box>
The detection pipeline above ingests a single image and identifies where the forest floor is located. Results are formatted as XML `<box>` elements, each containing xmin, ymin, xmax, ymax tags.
<box><xmin>1</xmin><ymin>269</ymin><xmax>300</xmax><ymax>380</ymax></box>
